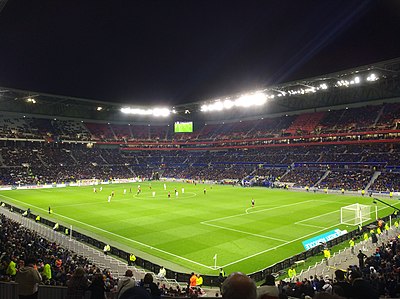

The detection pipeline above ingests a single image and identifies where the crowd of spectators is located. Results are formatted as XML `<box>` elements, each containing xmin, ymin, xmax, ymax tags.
<box><xmin>0</xmin><ymin>214</ymin><xmax>118</xmax><ymax>293</ymax></box>
<box><xmin>0</xmin><ymin>214</ymin><xmax>193</xmax><ymax>299</ymax></box>
<box><xmin>319</xmin><ymin>170</ymin><xmax>373</xmax><ymax>191</ymax></box>
<box><xmin>371</xmin><ymin>171</ymin><xmax>400</xmax><ymax>192</ymax></box>
<box><xmin>273</xmin><ymin>236</ymin><xmax>400</xmax><ymax>298</ymax></box>
<box><xmin>0</xmin><ymin>131</ymin><xmax>400</xmax><ymax>190</ymax></box>
<box><xmin>1</xmin><ymin>103</ymin><xmax>400</xmax><ymax>142</ymax></box>
<box><xmin>0</xmin><ymin>141</ymin><xmax>398</xmax><ymax>190</ymax></box>
<box><xmin>283</xmin><ymin>168</ymin><xmax>325</xmax><ymax>188</ymax></box>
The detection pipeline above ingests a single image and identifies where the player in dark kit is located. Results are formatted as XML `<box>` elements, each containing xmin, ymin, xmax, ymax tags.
<box><xmin>251</xmin><ymin>199</ymin><xmax>255</xmax><ymax>208</ymax></box>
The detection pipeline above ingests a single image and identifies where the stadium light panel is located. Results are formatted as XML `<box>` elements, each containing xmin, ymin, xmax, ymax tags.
<box><xmin>120</xmin><ymin>107</ymin><xmax>171</xmax><ymax>117</ymax></box>
<box><xmin>223</xmin><ymin>100</ymin><xmax>234</xmax><ymax>109</ymax></box>
<box><xmin>367</xmin><ymin>73</ymin><xmax>378</xmax><ymax>82</ymax></box>
<box><xmin>201</xmin><ymin>92</ymin><xmax>268</xmax><ymax>113</ymax></box>
<box><xmin>26</xmin><ymin>98</ymin><xmax>36</xmax><ymax>104</ymax></box>
<box><xmin>200</xmin><ymin>104</ymin><xmax>208</xmax><ymax>112</ymax></box>
<box><xmin>320</xmin><ymin>83</ymin><xmax>328</xmax><ymax>89</ymax></box>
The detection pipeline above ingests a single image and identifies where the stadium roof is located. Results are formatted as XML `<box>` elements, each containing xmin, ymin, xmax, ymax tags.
<box><xmin>0</xmin><ymin>57</ymin><xmax>400</xmax><ymax>123</ymax></box>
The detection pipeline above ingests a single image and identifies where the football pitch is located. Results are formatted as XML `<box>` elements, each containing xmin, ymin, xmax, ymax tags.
<box><xmin>0</xmin><ymin>182</ymin><xmax>398</xmax><ymax>275</ymax></box>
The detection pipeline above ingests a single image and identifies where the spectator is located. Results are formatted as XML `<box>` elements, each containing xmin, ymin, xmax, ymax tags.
<box><xmin>119</xmin><ymin>286</ymin><xmax>152</xmax><ymax>299</ymax></box>
<box><xmin>15</xmin><ymin>257</ymin><xmax>42</xmax><ymax>299</ymax></box>
<box><xmin>89</xmin><ymin>269</ymin><xmax>106</xmax><ymax>299</ymax></box>
<box><xmin>117</xmin><ymin>270</ymin><xmax>136</xmax><ymax>299</ymax></box>
<box><xmin>66</xmin><ymin>267</ymin><xmax>89</xmax><ymax>299</ymax></box>
<box><xmin>140</xmin><ymin>273</ymin><xmax>161</xmax><ymax>299</ymax></box>
<box><xmin>332</xmin><ymin>269</ymin><xmax>352</xmax><ymax>298</ymax></box>
<box><xmin>348</xmin><ymin>270</ymin><xmax>379</xmax><ymax>299</ymax></box>
<box><xmin>221</xmin><ymin>272</ymin><xmax>256</xmax><ymax>299</ymax></box>
<box><xmin>257</xmin><ymin>274</ymin><xmax>278</xmax><ymax>299</ymax></box>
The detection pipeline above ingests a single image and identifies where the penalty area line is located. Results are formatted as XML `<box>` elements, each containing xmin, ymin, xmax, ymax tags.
<box><xmin>200</xmin><ymin>221</ymin><xmax>290</xmax><ymax>243</ymax></box>
<box><xmin>221</xmin><ymin>202</ymin><xmax>400</xmax><ymax>269</ymax></box>
<box><xmin>205</xmin><ymin>200</ymin><xmax>317</xmax><ymax>224</ymax></box>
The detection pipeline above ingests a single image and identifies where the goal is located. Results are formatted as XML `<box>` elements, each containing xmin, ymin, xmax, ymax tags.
<box><xmin>340</xmin><ymin>203</ymin><xmax>371</xmax><ymax>226</ymax></box>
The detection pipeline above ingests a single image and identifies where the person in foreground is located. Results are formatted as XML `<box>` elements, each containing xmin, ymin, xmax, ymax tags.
<box><xmin>257</xmin><ymin>274</ymin><xmax>279</xmax><ymax>299</ymax></box>
<box><xmin>15</xmin><ymin>257</ymin><xmax>42</xmax><ymax>299</ymax></box>
<box><xmin>221</xmin><ymin>272</ymin><xmax>257</xmax><ymax>299</ymax></box>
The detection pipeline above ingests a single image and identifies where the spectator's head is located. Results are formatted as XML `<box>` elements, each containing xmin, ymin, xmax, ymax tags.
<box><xmin>263</xmin><ymin>274</ymin><xmax>276</xmax><ymax>286</ymax></box>
<box><xmin>119</xmin><ymin>286</ymin><xmax>152</xmax><ymax>299</ymax></box>
<box><xmin>73</xmin><ymin>267</ymin><xmax>85</xmax><ymax>278</ymax></box>
<box><xmin>221</xmin><ymin>272</ymin><xmax>256</xmax><ymax>299</ymax></box>
<box><xmin>125</xmin><ymin>270</ymin><xmax>133</xmax><ymax>277</ymax></box>
<box><xmin>348</xmin><ymin>270</ymin><xmax>362</xmax><ymax>282</ymax></box>
<box><xmin>24</xmin><ymin>257</ymin><xmax>37</xmax><ymax>266</ymax></box>
<box><xmin>143</xmin><ymin>273</ymin><xmax>153</xmax><ymax>284</ymax></box>
<box><xmin>334</xmin><ymin>270</ymin><xmax>346</xmax><ymax>281</ymax></box>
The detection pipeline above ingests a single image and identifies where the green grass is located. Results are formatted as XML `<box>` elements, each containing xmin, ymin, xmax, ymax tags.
<box><xmin>0</xmin><ymin>182</ymin><xmax>397</xmax><ymax>276</ymax></box>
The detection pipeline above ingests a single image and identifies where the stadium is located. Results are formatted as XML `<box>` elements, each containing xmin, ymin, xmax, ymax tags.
<box><xmin>2</xmin><ymin>0</ymin><xmax>400</xmax><ymax>298</ymax></box>
<box><xmin>1</xmin><ymin>56</ymin><xmax>400</xmax><ymax>298</ymax></box>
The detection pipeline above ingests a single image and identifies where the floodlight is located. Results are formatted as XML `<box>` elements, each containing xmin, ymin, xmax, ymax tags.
<box><xmin>204</xmin><ymin>101</ymin><xmax>223</xmax><ymax>111</ymax></box>
<box><xmin>97</xmin><ymin>106</ymin><xmax>103</xmax><ymax>111</ymax></box>
<box><xmin>26</xmin><ymin>98</ymin><xmax>36</xmax><ymax>104</ymax></box>
<box><xmin>367</xmin><ymin>73</ymin><xmax>378</xmax><ymax>82</ymax></box>
<box><xmin>120</xmin><ymin>107</ymin><xmax>171</xmax><ymax>117</ymax></box>
<box><xmin>223</xmin><ymin>100</ymin><xmax>234</xmax><ymax>109</ymax></box>
<box><xmin>320</xmin><ymin>83</ymin><xmax>328</xmax><ymax>89</ymax></box>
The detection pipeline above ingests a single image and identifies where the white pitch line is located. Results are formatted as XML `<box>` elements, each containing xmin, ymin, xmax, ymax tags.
<box><xmin>201</xmin><ymin>221</ymin><xmax>290</xmax><ymax>243</ymax></box>
<box><xmin>219</xmin><ymin>222</ymin><xmax>340</xmax><ymax>268</ymax></box>
<box><xmin>0</xmin><ymin>194</ymin><xmax>214</xmax><ymax>270</ymax></box>
<box><xmin>295</xmin><ymin>223</ymin><xmax>326</xmax><ymax>229</ymax></box>
<box><xmin>220</xmin><ymin>201</ymin><xmax>400</xmax><ymax>268</ymax></box>
<box><xmin>295</xmin><ymin>210</ymin><xmax>338</xmax><ymax>224</ymax></box>
<box><xmin>204</xmin><ymin>200</ymin><xmax>316</xmax><ymax>224</ymax></box>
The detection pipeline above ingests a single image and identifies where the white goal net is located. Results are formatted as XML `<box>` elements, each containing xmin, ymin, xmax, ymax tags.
<box><xmin>340</xmin><ymin>203</ymin><xmax>371</xmax><ymax>226</ymax></box>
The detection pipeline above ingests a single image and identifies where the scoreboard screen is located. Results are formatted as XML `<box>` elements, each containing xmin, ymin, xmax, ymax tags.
<box><xmin>174</xmin><ymin>121</ymin><xmax>193</xmax><ymax>133</ymax></box>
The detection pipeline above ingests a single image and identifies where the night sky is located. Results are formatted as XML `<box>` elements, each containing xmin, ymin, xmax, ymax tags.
<box><xmin>0</xmin><ymin>0</ymin><xmax>399</xmax><ymax>106</ymax></box>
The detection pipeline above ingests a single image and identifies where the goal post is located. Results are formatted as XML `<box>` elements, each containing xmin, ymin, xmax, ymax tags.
<box><xmin>340</xmin><ymin>203</ymin><xmax>371</xmax><ymax>226</ymax></box>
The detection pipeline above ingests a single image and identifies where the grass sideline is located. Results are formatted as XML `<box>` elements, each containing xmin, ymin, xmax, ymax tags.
<box><xmin>0</xmin><ymin>182</ymin><xmax>397</xmax><ymax>276</ymax></box>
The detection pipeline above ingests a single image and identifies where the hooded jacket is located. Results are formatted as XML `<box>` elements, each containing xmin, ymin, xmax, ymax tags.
<box><xmin>117</xmin><ymin>276</ymin><xmax>136</xmax><ymax>299</ymax></box>
<box><xmin>15</xmin><ymin>266</ymin><xmax>42</xmax><ymax>296</ymax></box>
